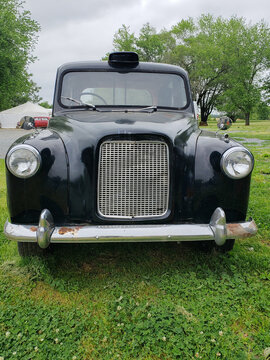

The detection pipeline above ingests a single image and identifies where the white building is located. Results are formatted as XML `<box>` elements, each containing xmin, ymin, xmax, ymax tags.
<box><xmin>0</xmin><ymin>102</ymin><xmax>52</xmax><ymax>128</ymax></box>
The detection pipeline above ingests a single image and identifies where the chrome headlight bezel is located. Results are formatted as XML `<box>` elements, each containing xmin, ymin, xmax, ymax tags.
<box><xmin>6</xmin><ymin>144</ymin><xmax>41</xmax><ymax>179</ymax></box>
<box><xmin>220</xmin><ymin>147</ymin><xmax>254</xmax><ymax>180</ymax></box>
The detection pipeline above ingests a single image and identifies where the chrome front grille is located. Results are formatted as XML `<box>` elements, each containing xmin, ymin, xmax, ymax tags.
<box><xmin>98</xmin><ymin>140</ymin><xmax>169</xmax><ymax>218</ymax></box>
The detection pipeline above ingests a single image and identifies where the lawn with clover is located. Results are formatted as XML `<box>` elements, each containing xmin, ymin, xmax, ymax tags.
<box><xmin>0</xmin><ymin>119</ymin><xmax>269</xmax><ymax>360</ymax></box>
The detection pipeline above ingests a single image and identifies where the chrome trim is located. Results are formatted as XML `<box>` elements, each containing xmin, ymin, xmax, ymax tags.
<box><xmin>220</xmin><ymin>147</ymin><xmax>254</xmax><ymax>179</ymax></box>
<box><xmin>209</xmin><ymin>207</ymin><xmax>226</xmax><ymax>246</ymax></box>
<box><xmin>4</xmin><ymin>222</ymin><xmax>38</xmax><ymax>242</ymax></box>
<box><xmin>97</xmin><ymin>140</ymin><xmax>169</xmax><ymax>219</ymax></box>
<box><xmin>6</xmin><ymin>144</ymin><xmax>42</xmax><ymax>178</ymax></box>
<box><xmin>36</xmin><ymin>209</ymin><xmax>54</xmax><ymax>248</ymax></box>
<box><xmin>4</xmin><ymin>208</ymin><xmax>257</xmax><ymax>247</ymax></box>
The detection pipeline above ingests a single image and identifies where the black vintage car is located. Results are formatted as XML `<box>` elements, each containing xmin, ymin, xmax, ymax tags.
<box><xmin>4</xmin><ymin>52</ymin><xmax>257</xmax><ymax>256</ymax></box>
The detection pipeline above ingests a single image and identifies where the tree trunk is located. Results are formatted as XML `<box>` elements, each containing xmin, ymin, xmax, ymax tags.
<box><xmin>245</xmin><ymin>113</ymin><xmax>250</xmax><ymax>126</ymax></box>
<box><xmin>198</xmin><ymin>97</ymin><xmax>211</xmax><ymax>125</ymax></box>
<box><xmin>227</xmin><ymin>114</ymin><xmax>237</xmax><ymax>122</ymax></box>
<box><xmin>199</xmin><ymin>110</ymin><xmax>209</xmax><ymax>126</ymax></box>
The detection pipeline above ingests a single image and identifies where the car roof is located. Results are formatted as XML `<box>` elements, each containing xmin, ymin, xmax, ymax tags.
<box><xmin>57</xmin><ymin>61</ymin><xmax>188</xmax><ymax>77</ymax></box>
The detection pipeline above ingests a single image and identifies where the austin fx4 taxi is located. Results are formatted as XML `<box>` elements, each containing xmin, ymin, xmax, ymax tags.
<box><xmin>4</xmin><ymin>52</ymin><xmax>257</xmax><ymax>256</ymax></box>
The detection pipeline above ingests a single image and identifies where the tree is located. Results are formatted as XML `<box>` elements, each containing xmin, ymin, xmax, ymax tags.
<box><xmin>135</xmin><ymin>23</ymin><xmax>170</xmax><ymax>62</ymax></box>
<box><xmin>110</xmin><ymin>16</ymin><xmax>230</xmax><ymax>123</ymax></box>
<box><xmin>39</xmin><ymin>101</ymin><xmax>52</xmax><ymax>109</ymax></box>
<box><xmin>0</xmin><ymin>0</ymin><xmax>41</xmax><ymax>111</ymax></box>
<box><xmin>102</xmin><ymin>25</ymin><xmax>136</xmax><ymax>60</ymax></box>
<box><xmin>254</xmin><ymin>101</ymin><xmax>270</xmax><ymax>120</ymax></box>
<box><xmin>109</xmin><ymin>23</ymin><xmax>174</xmax><ymax>62</ymax></box>
<box><xmin>215</xmin><ymin>18</ymin><xmax>270</xmax><ymax>125</ymax></box>
<box><xmin>169</xmin><ymin>16</ymin><xmax>270</xmax><ymax>124</ymax></box>
<box><xmin>170</xmin><ymin>16</ymin><xmax>240</xmax><ymax>124</ymax></box>
<box><xmin>112</xmin><ymin>25</ymin><xmax>137</xmax><ymax>53</ymax></box>
<box><xmin>107</xmin><ymin>16</ymin><xmax>270</xmax><ymax>124</ymax></box>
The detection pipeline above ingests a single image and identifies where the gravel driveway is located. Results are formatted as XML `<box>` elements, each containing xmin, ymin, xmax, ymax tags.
<box><xmin>0</xmin><ymin>129</ymin><xmax>33</xmax><ymax>159</ymax></box>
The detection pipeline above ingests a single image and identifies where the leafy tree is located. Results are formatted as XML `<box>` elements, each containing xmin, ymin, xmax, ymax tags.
<box><xmin>216</xmin><ymin>18</ymin><xmax>270</xmax><ymax>125</ymax></box>
<box><xmin>0</xmin><ymin>0</ymin><xmax>41</xmax><ymax>111</ymax></box>
<box><xmin>109</xmin><ymin>23</ymin><xmax>174</xmax><ymax>62</ymax></box>
<box><xmin>151</xmin><ymin>15</ymin><xmax>230</xmax><ymax>123</ymax></box>
<box><xmin>102</xmin><ymin>25</ymin><xmax>136</xmax><ymax>61</ymax></box>
<box><xmin>108</xmin><ymin>17</ymin><xmax>230</xmax><ymax>123</ymax></box>
<box><xmin>107</xmin><ymin>16</ymin><xmax>270</xmax><ymax>125</ymax></box>
<box><xmin>254</xmin><ymin>101</ymin><xmax>270</xmax><ymax>120</ymax></box>
<box><xmin>113</xmin><ymin>25</ymin><xmax>137</xmax><ymax>53</ymax></box>
<box><xmin>170</xmin><ymin>17</ymin><xmax>270</xmax><ymax>124</ymax></box>
<box><xmin>135</xmin><ymin>23</ymin><xmax>170</xmax><ymax>62</ymax></box>
<box><xmin>39</xmin><ymin>101</ymin><xmax>52</xmax><ymax>109</ymax></box>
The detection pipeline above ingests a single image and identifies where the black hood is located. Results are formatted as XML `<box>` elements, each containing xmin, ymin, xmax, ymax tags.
<box><xmin>45</xmin><ymin>110</ymin><xmax>201</xmax><ymax>223</ymax></box>
<box><xmin>49</xmin><ymin>110</ymin><xmax>198</xmax><ymax>146</ymax></box>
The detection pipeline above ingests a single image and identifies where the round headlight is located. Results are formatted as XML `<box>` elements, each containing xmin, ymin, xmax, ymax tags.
<box><xmin>6</xmin><ymin>144</ymin><xmax>41</xmax><ymax>178</ymax></box>
<box><xmin>221</xmin><ymin>147</ymin><xmax>254</xmax><ymax>179</ymax></box>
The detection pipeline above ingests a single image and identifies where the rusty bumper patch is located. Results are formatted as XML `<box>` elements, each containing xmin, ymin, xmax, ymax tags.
<box><xmin>58</xmin><ymin>226</ymin><xmax>82</xmax><ymax>235</ymax></box>
<box><xmin>227</xmin><ymin>219</ymin><xmax>257</xmax><ymax>238</ymax></box>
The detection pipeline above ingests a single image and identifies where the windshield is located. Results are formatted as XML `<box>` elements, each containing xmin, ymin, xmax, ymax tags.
<box><xmin>60</xmin><ymin>71</ymin><xmax>188</xmax><ymax>109</ymax></box>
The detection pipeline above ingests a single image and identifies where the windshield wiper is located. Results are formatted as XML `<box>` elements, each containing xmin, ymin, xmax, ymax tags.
<box><xmin>129</xmin><ymin>105</ymin><xmax>158</xmax><ymax>113</ymax></box>
<box><xmin>61</xmin><ymin>96</ymin><xmax>98</xmax><ymax>111</ymax></box>
<box><xmin>100</xmin><ymin>105</ymin><xmax>158</xmax><ymax>113</ymax></box>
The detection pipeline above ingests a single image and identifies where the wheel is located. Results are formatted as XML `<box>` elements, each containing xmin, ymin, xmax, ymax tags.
<box><xmin>197</xmin><ymin>240</ymin><xmax>215</xmax><ymax>252</ymax></box>
<box><xmin>217</xmin><ymin>239</ymin><xmax>235</xmax><ymax>253</ymax></box>
<box><xmin>182</xmin><ymin>240</ymin><xmax>215</xmax><ymax>252</ymax></box>
<box><xmin>17</xmin><ymin>242</ymin><xmax>52</xmax><ymax>257</ymax></box>
<box><xmin>189</xmin><ymin>239</ymin><xmax>235</xmax><ymax>253</ymax></box>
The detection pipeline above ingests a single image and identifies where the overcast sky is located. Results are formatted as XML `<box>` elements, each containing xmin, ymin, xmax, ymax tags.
<box><xmin>24</xmin><ymin>0</ymin><xmax>270</xmax><ymax>103</ymax></box>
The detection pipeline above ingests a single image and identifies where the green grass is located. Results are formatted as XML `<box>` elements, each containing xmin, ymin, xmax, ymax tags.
<box><xmin>208</xmin><ymin>118</ymin><xmax>270</xmax><ymax>141</ymax></box>
<box><xmin>0</xmin><ymin>121</ymin><xmax>269</xmax><ymax>360</ymax></box>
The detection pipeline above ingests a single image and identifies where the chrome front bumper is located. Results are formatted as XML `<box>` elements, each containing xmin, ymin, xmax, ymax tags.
<box><xmin>4</xmin><ymin>208</ymin><xmax>257</xmax><ymax>249</ymax></box>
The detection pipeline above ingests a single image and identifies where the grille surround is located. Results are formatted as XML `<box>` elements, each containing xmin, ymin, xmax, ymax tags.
<box><xmin>97</xmin><ymin>140</ymin><xmax>170</xmax><ymax>219</ymax></box>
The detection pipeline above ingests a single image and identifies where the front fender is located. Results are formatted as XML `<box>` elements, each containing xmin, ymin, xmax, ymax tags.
<box><xmin>193</xmin><ymin>131</ymin><xmax>252</xmax><ymax>223</ymax></box>
<box><xmin>6</xmin><ymin>130</ymin><xmax>68</xmax><ymax>224</ymax></box>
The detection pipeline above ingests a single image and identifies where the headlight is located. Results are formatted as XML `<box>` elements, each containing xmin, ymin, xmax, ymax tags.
<box><xmin>220</xmin><ymin>147</ymin><xmax>254</xmax><ymax>179</ymax></box>
<box><xmin>6</xmin><ymin>144</ymin><xmax>41</xmax><ymax>178</ymax></box>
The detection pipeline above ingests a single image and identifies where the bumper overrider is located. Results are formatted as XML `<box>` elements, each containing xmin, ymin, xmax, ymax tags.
<box><xmin>4</xmin><ymin>208</ymin><xmax>257</xmax><ymax>249</ymax></box>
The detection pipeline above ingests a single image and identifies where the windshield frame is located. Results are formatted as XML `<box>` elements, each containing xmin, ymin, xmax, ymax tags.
<box><xmin>57</xmin><ymin>69</ymin><xmax>191</xmax><ymax>111</ymax></box>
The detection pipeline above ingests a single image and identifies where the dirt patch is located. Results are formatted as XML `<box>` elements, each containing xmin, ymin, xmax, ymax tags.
<box><xmin>30</xmin><ymin>282</ymin><xmax>71</xmax><ymax>306</ymax></box>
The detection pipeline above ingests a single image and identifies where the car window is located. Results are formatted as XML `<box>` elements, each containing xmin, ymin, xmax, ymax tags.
<box><xmin>80</xmin><ymin>87</ymin><xmax>152</xmax><ymax>106</ymax></box>
<box><xmin>61</xmin><ymin>71</ymin><xmax>187</xmax><ymax>109</ymax></box>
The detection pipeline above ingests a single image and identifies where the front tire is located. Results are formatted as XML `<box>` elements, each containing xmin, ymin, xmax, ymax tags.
<box><xmin>217</xmin><ymin>239</ymin><xmax>235</xmax><ymax>252</ymax></box>
<box><xmin>193</xmin><ymin>239</ymin><xmax>235</xmax><ymax>252</ymax></box>
<box><xmin>18</xmin><ymin>242</ymin><xmax>51</xmax><ymax>257</ymax></box>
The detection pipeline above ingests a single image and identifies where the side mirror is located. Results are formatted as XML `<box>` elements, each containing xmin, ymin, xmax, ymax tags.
<box><xmin>217</xmin><ymin>116</ymin><xmax>232</xmax><ymax>130</ymax></box>
<box><xmin>17</xmin><ymin>116</ymin><xmax>35</xmax><ymax>130</ymax></box>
